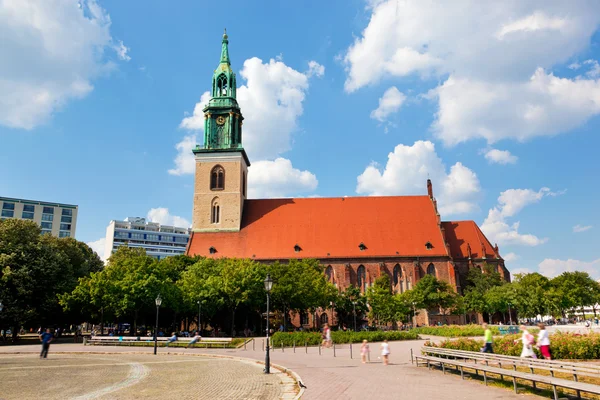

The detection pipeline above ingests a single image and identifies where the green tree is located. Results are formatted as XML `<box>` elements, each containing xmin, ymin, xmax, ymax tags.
<box><xmin>511</xmin><ymin>273</ymin><xmax>550</xmax><ymax>318</ymax></box>
<box><xmin>551</xmin><ymin>271</ymin><xmax>600</xmax><ymax>318</ymax></box>
<box><xmin>334</xmin><ymin>285</ymin><xmax>368</xmax><ymax>330</ymax></box>
<box><xmin>411</xmin><ymin>274</ymin><xmax>458</xmax><ymax>318</ymax></box>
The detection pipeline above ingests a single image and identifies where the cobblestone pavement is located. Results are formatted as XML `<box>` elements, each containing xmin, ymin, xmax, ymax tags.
<box><xmin>0</xmin><ymin>352</ymin><xmax>293</xmax><ymax>400</ymax></box>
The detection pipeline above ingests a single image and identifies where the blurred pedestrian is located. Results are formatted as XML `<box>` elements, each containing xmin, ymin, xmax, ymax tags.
<box><xmin>537</xmin><ymin>323</ymin><xmax>551</xmax><ymax>359</ymax></box>
<box><xmin>165</xmin><ymin>332</ymin><xmax>177</xmax><ymax>347</ymax></box>
<box><xmin>380</xmin><ymin>340</ymin><xmax>390</xmax><ymax>365</ymax></box>
<box><xmin>360</xmin><ymin>340</ymin><xmax>370</xmax><ymax>364</ymax></box>
<box><xmin>186</xmin><ymin>331</ymin><xmax>201</xmax><ymax>348</ymax></box>
<box><xmin>481</xmin><ymin>323</ymin><xmax>494</xmax><ymax>353</ymax></box>
<box><xmin>39</xmin><ymin>328</ymin><xmax>53</xmax><ymax>359</ymax></box>
<box><xmin>517</xmin><ymin>325</ymin><xmax>537</xmax><ymax>358</ymax></box>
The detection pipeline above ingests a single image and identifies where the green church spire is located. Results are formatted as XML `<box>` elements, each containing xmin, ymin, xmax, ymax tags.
<box><xmin>196</xmin><ymin>31</ymin><xmax>245</xmax><ymax>153</ymax></box>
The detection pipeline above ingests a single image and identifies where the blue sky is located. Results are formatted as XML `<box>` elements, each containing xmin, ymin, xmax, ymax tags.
<box><xmin>1</xmin><ymin>0</ymin><xmax>599</xmax><ymax>278</ymax></box>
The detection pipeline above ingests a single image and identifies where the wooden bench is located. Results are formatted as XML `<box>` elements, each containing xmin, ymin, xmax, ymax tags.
<box><xmin>85</xmin><ymin>336</ymin><xmax>233</xmax><ymax>348</ymax></box>
<box><xmin>415</xmin><ymin>347</ymin><xmax>600</xmax><ymax>400</ymax></box>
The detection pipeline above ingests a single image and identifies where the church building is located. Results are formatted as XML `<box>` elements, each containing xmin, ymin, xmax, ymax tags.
<box><xmin>186</xmin><ymin>32</ymin><xmax>510</xmax><ymax>327</ymax></box>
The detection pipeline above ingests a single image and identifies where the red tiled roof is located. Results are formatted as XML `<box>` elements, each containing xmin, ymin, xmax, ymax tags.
<box><xmin>187</xmin><ymin>196</ymin><xmax>449</xmax><ymax>260</ymax></box>
<box><xmin>442</xmin><ymin>221</ymin><xmax>498</xmax><ymax>259</ymax></box>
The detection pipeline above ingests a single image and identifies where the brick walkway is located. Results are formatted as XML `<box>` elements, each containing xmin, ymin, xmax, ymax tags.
<box><xmin>0</xmin><ymin>339</ymin><xmax>523</xmax><ymax>400</ymax></box>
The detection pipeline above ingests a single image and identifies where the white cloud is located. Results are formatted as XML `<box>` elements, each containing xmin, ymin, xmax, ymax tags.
<box><xmin>539</xmin><ymin>258</ymin><xmax>600</xmax><ymax>279</ymax></box>
<box><xmin>503</xmin><ymin>252</ymin><xmax>519</xmax><ymax>262</ymax></box>
<box><xmin>114</xmin><ymin>40</ymin><xmax>131</xmax><ymax>61</ymax></box>
<box><xmin>147</xmin><ymin>208</ymin><xmax>190</xmax><ymax>228</ymax></box>
<box><xmin>481</xmin><ymin>187</ymin><xmax>561</xmax><ymax>246</ymax></box>
<box><xmin>343</xmin><ymin>1</ymin><xmax>600</xmax><ymax>144</ymax></box>
<box><xmin>573</xmin><ymin>224</ymin><xmax>592</xmax><ymax>233</ymax></box>
<box><xmin>484</xmin><ymin>148</ymin><xmax>518</xmax><ymax>164</ymax></box>
<box><xmin>86</xmin><ymin>237</ymin><xmax>106</xmax><ymax>262</ymax></box>
<box><xmin>356</xmin><ymin>140</ymin><xmax>480</xmax><ymax>215</ymax></box>
<box><xmin>179</xmin><ymin>91</ymin><xmax>212</xmax><ymax>131</ymax></box>
<box><xmin>168</xmin><ymin>134</ymin><xmax>198</xmax><ymax>176</ymax></box>
<box><xmin>0</xmin><ymin>0</ymin><xmax>129</xmax><ymax>129</ymax></box>
<box><xmin>248</xmin><ymin>158</ymin><xmax>318</xmax><ymax>198</ymax></box>
<box><xmin>584</xmin><ymin>59</ymin><xmax>600</xmax><ymax>78</ymax></box>
<box><xmin>306</xmin><ymin>61</ymin><xmax>325</xmax><ymax>78</ymax></box>
<box><xmin>569</xmin><ymin>62</ymin><xmax>581</xmax><ymax>70</ymax></box>
<box><xmin>370</xmin><ymin>86</ymin><xmax>406</xmax><ymax>122</ymax></box>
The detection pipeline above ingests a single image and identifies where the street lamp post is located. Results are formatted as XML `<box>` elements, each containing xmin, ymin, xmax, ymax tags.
<box><xmin>264</xmin><ymin>274</ymin><xmax>273</xmax><ymax>374</ymax></box>
<box><xmin>508</xmin><ymin>302</ymin><xmax>513</xmax><ymax>325</ymax></box>
<box><xmin>154</xmin><ymin>294</ymin><xmax>162</xmax><ymax>355</ymax></box>
<box><xmin>412</xmin><ymin>302</ymin><xmax>417</xmax><ymax>328</ymax></box>
<box><xmin>330</xmin><ymin>301</ymin><xmax>335</xmax><ymax>326</ymax></box>
<box><xmin>197</xmin><ymin>300</ymin><xmax>202</xmax><ymax>334</ymax></box>
<box><xmin>352</xmin><ymin>301</ymin><xmax>357</xmax><ymax>332</ymax></box>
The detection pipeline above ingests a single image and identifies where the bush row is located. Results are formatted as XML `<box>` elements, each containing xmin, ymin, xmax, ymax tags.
<box><xmin>270</xmin><ymin>330</ymin><xmax>418</xmax><ymax>346</ymax></box>
<box><xmin>426</xmin><ymin>332</ymin><xmax>600</xmax><ymax>360</ymax></box>
<box><xmin>411</xmin><ymin>324</ymin><xmax>501</xmax><ymax>337</ymax></box>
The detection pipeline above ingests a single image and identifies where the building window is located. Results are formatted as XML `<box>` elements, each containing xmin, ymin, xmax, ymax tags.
<box><xmin>1</xmin><ymin>210</ymin><xmax>14</xmax><ymax>218</ymax></box>
<box><xmin>209</xmin><ymin>246</ymin><xmax>217</xmax><ymax>254</ymax></box>
<box><xmin>211</xmin><ymin>203</ymin><xmax>220</xmax><ymax>224</ymax></box>
<box><xmin>300</xmin><ymin>312</ymin><xmax>309</xmax><ymax>325</ymax></box>
<box><xmin>146</xmin><ymin>234</ymin><xmax>159</xmax><ymax>241</ymax></box>
<box><xmin>62</xmin><ymin>209</ymin><xmax>73</xmax><ymax>216</ymax></box>
<box><xmin>41</xmin><ymin>222</ymin><xmax>52</xmax><ymax>230</ymax></box>
<box><xmin>23</xmin><ymin>205</ymin><xmax>35</xmax><ymax>212</ymax></box>
<box><xmin>41</xmin><ymin>230</ymin><xmax>52</xmax><ymax>235</ymax></box>
<box><xmin>131</xmin><ymin>233</ymin><xmax>144</xmax><ymax>240</ymax></box>
<box><xmin>217</xmin><ymin>74</ymin><xmax>228</xmax><ymax>96</ymax></box>
<box><xmin>43</xmin><ymin>206</ymin><xmax>54</xmax><ymax>214</ymax></box>
<box><xmin>2</xmin><ymin>203</ymin><xmax>15</xmax><ymax>210</ymax></box>
<box><xmin>425</xmin><ymin>241</ymin><xmax>433</xmax><ymax>250</ymax></box>
<box><xmin>320</xmin><ymin>313</ymin><xmax>328</xmax><ymax>325</ymax></box>
<box><xmin>357</xmin><ymin>265</ymin><xmax>366</xmax><ymax>292</ymax></box>
<box><xmin>41</xmin><ymin>214</ymin><xmax>53</xmax><ymax>221</ymax></box>
<box><xmin>427</xmin><ymin>263</ymin><xmax>436</xmax><ymax>276</ymax></box>
<box><xmin>325</xmin><ymin>266</ymin><xmax>333</xmax><ymax>282</ymax></box>
<box><xmin>115</xmin><ymin>231</ymin><xmax>129</xmax><ymax>239</ymax></box>
<box><xmin>61</xmin><ymin>216</ymin><xmax>72</xmax><ymax>223</ymax></box>
<box><xmin>22</xmin><ymin>212</ymin><xmax>34</xmax><ymax>219</ymax></box>
<box><xmin>393</xmin><ymin>264</ymin><xmax>401</xmax><ymax>286</ymax></box>
<box><xmin>60</xmin><ymin>223</ymin><xmax>71</xmax><ymax>231</ymax></box>
<box><xmin>210</xmin><ymin>165</ymin><xmax>225</xmax><ymax>190</ymax></box>
<box><xmin>59</xmin><ymin>231</ymin><xmax>70</xmax><ymax>238</ymax></box>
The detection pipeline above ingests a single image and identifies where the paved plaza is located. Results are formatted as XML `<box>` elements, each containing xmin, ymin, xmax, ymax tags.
<box><xmin>0</xmin><ymin>352</ymin><xmax>294</xmax><ymax>400</ymax></box>
<box><xmin>0</xmin><ymin>338</ymin><xmax>528</xmax><ymax>400</ymax></box>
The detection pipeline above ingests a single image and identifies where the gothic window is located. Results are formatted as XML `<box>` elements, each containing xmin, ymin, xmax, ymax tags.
<box><xmin>320</xmin><ymin>313</ymin><xmax>328</xmax><ymax>325</ymax></box>
<box><xmin>325</xmin><ymin>266</ymin><xmax>333</xmax><ymax>282</ymax></box>
<box><xmin>357</xmin><ymin>265</ymin><xmax>366</xmax><ymax>292</ymax></box>
<box><xmin>427</xmin><ymin>263</ymin><xmax>436</xmax><ymax>276</ymax></box>
<box><xmin>211</xmin><ymin>198</ymin><xmax>220</xmax><ymax>224</ymax></box>
<box><xmin>217</xmin><ymin>74</ymin><xmax>228</xmax><ymax>96</ymax></box>
<box><xmin>210</xmin><ymin>165</ymin><xmax>225</xmax><ymax>190</ymax></box>
<box><xmin>393</xmin><ymin>264</ymin><xmax>401</xmax><ymax>286</ymax></box>
<box><xmin>300</xmin><ymin>312</ymin><xmax>309</xmax><ymax>325</ymax></box>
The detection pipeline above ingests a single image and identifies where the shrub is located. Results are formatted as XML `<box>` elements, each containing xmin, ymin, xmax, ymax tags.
<box><xmin>271</xmin><ymin>330</ymin><xmax>418</xmax><ymax>347</ymax></box>
<box><xmin>412</xmin><ymin>324</ymin><xmax>500</xmax><ymax>337</ymax></box>
<box><xmin>427</xmin><ymin>331</ymin><xmax>600</xmax><ymax>360</ymax></box>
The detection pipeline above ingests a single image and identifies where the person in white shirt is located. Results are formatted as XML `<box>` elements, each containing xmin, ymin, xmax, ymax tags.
<box><xmin>517</xmin><ymin>325</ymin><xmax>537</xmax><ymax>358</ymax></box>
<box><xmin>380</xmin><ymin>340</ymin><xmax>391</xmax><ymax>365</ymax></box>
<box><xmin>537</xmin><ymin>323</ymin><xmax>551</xmax><ymax>359</ymax></box>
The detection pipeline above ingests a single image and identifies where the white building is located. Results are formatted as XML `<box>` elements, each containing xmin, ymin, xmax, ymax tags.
<box><xmin>104</xmin><ymin>217</ymin><xmax>191</xmax><ymax>261</ymax></box>
<box><xmin>0</xmin><ymin>196</ymin><xmax>78</xmax><ymax>238</ymax></box>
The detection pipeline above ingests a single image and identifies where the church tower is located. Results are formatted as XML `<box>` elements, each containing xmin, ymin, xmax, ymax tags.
<box><xmin>192</xmin><ymin>30</ymin><xmax>249</xmax><ymax>232</ymax></box>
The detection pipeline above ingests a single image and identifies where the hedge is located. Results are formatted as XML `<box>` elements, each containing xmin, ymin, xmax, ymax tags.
<box><xmin>426</xmin><ymin>332</ymin><xmax>600</xmax><ymax>360</ymax></box>
<box><xmin>270</xmin><ymin>330</ymin><xmax>418</xmax><ymax>347</ymax></box>
<box><xmin>412</xmin><ymin>324</ymin><xmax>501</xmax><ymax>337</ymax></box>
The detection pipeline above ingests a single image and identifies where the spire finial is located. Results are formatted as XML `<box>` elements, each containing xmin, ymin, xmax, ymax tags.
<box><xmin>223</xmin><ymin>28</ymin><xmax>228</xmax><ymax>40</ymax></box>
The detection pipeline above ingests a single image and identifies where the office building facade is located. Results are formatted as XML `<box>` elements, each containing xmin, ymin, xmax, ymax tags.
<box><xmin>104</xmin><ymin>217</ymin><xmax>191</xmax><ymax>261</ymax></box>
<box><xmin>0</xmin><ymin>196</ymin><xmax>78</xmax><ymax>238</ymax></box>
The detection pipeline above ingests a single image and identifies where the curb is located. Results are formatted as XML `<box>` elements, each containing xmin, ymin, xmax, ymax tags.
<box><xmin>1</xmin><ymin>350</ymin><xmax>304</xmax><ymax>400</ymax></box>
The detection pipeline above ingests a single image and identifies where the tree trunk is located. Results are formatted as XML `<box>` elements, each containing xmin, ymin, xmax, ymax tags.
<box><xmin>134</xmin><ymin>310</ymin><xmax>138</xmax><ymax>335</ymax></box>
<box><xmin>231</xmin><ymin>308</ymin><xmax>236</xmax><ymax>337</ymax></box>
<box><xmin>283</xmin><ymin>304</ymin><xmax>287</xmax><ymax>332</ymax></box>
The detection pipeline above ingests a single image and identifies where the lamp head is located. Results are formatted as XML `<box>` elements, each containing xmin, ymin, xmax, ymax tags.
<box><xmin>264</xmin><ymin>274</ymin><xmax>273</xmax><ymax>292</ymax></box>
<box><xmin>155</xmin><ymin>294</ymin><xmax>162</xmax><ymax>307</ymax></box>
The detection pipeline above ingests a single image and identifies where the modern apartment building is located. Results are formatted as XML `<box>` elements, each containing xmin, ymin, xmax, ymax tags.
<box><xmin>0</xmin><ymin>196</ymin><xmax>78</xmax><ymax>238</ymax></box>
<box><xmin>104</xmin><ymin>217</ymin><xmax>191</xmax><ymax>261</ymax></box>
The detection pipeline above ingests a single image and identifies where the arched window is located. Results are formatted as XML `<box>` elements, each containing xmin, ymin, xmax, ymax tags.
<box><xmin>211</xmin><ymin>198</ymin><xmax>220</xmax><ymax>224</ymax></box>
<box><xmin>393</xmin><ymin>264</ymin><xmax>401</xmax><ymax>286</ymax></box>
<box><xmin>320</xmin><ymin>313</ymin><xmax>328</xmax><ymax>325</ymax></box>
<box><xmin>217</xmin><ymin>74</ymin><xmax>228</xmax><ymax>96</ymax></box>
<box><xmin>357</xmin><ymin>265</ymin><xmax>366</xmax><ymax>292</ymax></box>
<box><xmin>210</xmin><ymin>165</ymin><xmax>225</xmax><ymax>190</ymax></box>
<box><xmin>325</xmin><ymin>266</ymin><xmax>333</xmax><ymax>282</ymax></box>
<box><xmin>427</xmin><ymin>263</ymin><xmax>436</xmax><ymax>276</ymax></box>
<box><xmin>300</xmin><ymin>312</ymin><xmax>309</xmax><ymax>325</ymax></box>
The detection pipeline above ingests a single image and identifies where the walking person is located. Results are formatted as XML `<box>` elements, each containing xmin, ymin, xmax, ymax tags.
<box><xmin>185</xmin><ymin>331</ymin><xmax>201</xmax><ymax>349</ymax></box>
<box><xmin>321</xmin><ymin>323</ymin><xmax>332</xmax><ymax>348</ymax></box>
<box><xmin>360</xmin><ymin>340</ymin><xmax>370</xmax><ymax>364</ymax></box>
<box><xmin>537</xmin><ymin>323</ymin><xmax>552</xmax><ymax>360</ymax></box>
<box><xmin>39</xmin><ymin>328</ymin><xmax>53</xmax><ymax>359</ymax></box>
<box><xmin>481</xmin><ymin>323</ymin><xmax>494</xmax><ymax>353</ymax></box>
<box><xmin>380</xmin><ymin>340</ymin><xmax>391</xmax><ymax>365</ymax></box>
<box><xmin>165</xmin><ymin>332</ymin><xmax>177</xmax><ymax>347</ymax></box>
<box><xmin>517</xmin><ymin>325</ymin><xmax>537</xmax><ymax>358</ymax></box>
